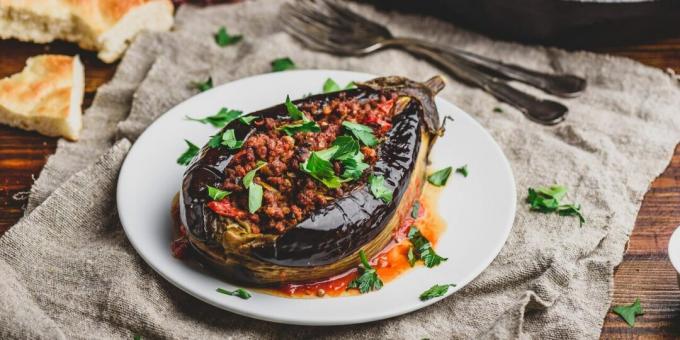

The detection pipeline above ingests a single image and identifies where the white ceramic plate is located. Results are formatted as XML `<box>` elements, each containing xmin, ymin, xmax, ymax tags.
<box><xmin>668</xmin><ymin>226</ymin><xmax>680</xmax><ymax>283</ymax></box>
<box><xmin>117</xmin><ymin>70</ymin><xmax>516</xmax><ymax>326</ymax></box>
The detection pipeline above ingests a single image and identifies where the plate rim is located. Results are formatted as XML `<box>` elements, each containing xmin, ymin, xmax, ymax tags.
<box><xmin>116</xmin><ymin>69</ymin><xmax>517</xmax><ymax>326</ymax></box>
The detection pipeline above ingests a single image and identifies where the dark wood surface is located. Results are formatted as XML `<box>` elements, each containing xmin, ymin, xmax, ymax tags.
<box><xmin>1</xmin><ymin>35</ymin><xmax>680</xmax><ymax>338</ymax></box>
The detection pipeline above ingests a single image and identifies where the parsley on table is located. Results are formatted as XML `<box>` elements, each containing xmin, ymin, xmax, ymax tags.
<box><xmin>612</xmin><ymin>299</ymin><xmax>644</xmax><ymax>327</ymax></box>
<box><xmin>177</xmin><ymin>140</ymin><xmax>199</xmax><ymax>165</ymax></box>
<box><xmin>427</xmin><ymin>166</ymin><xmax>452</xmax><ymax>187</ymax></box>
<box><xmin>206</xmin><ymin>185</ymin><xmax>230</xmax><ymax>200</ymax></box>
<box><xmin>455</xmin><ymin>164</ymin><xmax>469</xmax><ymax>177</ymax></box>
<box><xmin>133</xmin><ymin>336</ymin><xmax>142</xmax><ymax>340</ymax></box>
<box><xmin>216</xmin><ymin>287</ymin><xmax>251</xmax><ymax>299</ymax></box>
<box><xmin>526</xmin><ymin>185</ymin><xmax>586</xmax><ymax>226</ymax></box>
<box><xmin>342</xmin><ymin>121</ymin><xmax>378</xmax><ymax>147</ymax></box>
<box><xmin>493</xmin><ymin>107</ymin><xmax>503</xmax><ymax>113</ymax></box>
<box><xmin>194</xmin><ymin>77</ymin><xmax>213</xmax><ymax>92</ymax></box>
<box><xmin>186</xmin><ymin>107</ymin><xmax>243</xmax><ymax>128</ymax></box>
<box><xmin>412</xmin><ymin>201</ymin><xmax>420</xmax><ymax>219</ymax></box>
<box><xmin>369</xmin><ymin>174</ymin><xmax>393</xmax><ymax>203</ymax></box>
<box><xmin>408</xmin><ymin>226</ymin><xmax>447</xmax><ymax>268</ymax></box>
<box><xmin>419</xmin><ymin>284</ymin><xmax>456</xmax><ymax>301</ymax></box>
<box><xmin>214</xmin><ymin>26</ymin><xmax>242</xmax><ymax>47</ymax></box>
<box><xmin>271</xmin><ymin>57</ymin><xmax>296</xmax><ymax>72</ymax></box>
<box><xmin>347</xmin><ymin>250</ymin><xmax>383</xmax><ymax>294</ymax></box>
<box><xmin>243</xmin><ymin>161</ymin><xmax>267</xmax><ymax>213</ymax></box>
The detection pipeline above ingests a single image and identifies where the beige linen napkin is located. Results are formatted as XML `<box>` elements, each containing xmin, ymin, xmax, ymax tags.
<box><xmin>2</xmin><ymin>1</ymin><xmax>680</xmax><ymax>339</ymax></box>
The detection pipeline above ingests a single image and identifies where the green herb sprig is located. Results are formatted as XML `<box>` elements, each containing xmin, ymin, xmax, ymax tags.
<box><xmin>369</xmin><ymin>174</ymin><xmax>393</xmax><ymax>203</ymax></box>
<box><xmin>420</xmin><ymin>284</ymin><xmax>456</xmax><ymax>301</ymax></box>
<box><xmin>408</xmin><ymin>226</ymin><xmax>447</xmax><ymax>268</ymax></box>
<box><xmin>342</xmin><ymin>121</ymin><xmax>377</xmax><ymax>147</ymax></box>
<box><xmin>194</xmin><ymin>77</ymin><xmax>213</xmax><ymax>92</ymax></box>
<box><xmin>271</xmin><ymin>57</ymin><xmax>296</xmax><ymax>72</ymax></box>
<box><xmin>206</xmin><ymin>185</ymin><xmax>230</xmax><ymax>200</ymax></box>
<box><xmin>243</xmin><ymin>161</ymin><xmax>267</xmax><ymax>213</ymax></box>
<box><xmin>612</xmin><ymin>299</ymin><xmax>644</xmax><ymax>327</ymax></box>
<box><xmin>216</xmin><ymin>287</ymin><xmax>251</xmax><ymax>299</ymax></box>
<box><xmin>427</xmin><ymin>167</ymin><xmax>452</xmax><ymax>187</ymax></box>
<box><xmin>214</xmin><ymin>26</ymin><xmax>242</xmax><ymax>47</ymax></box>
<box><xmin>177</xmin><ymin>140</ymin><xmax>199</xmax><ymax>165</ymax></box>
<box><xmin>186</xmin><ymin>108</ymin><xmax>243</xmax><ymax>128</ymax></box>
<box><xmin>455</xmin><ymin>165</ymin><xmax>469</xmax><ymax>177</ymax></box>
<box><xmin>323</xmin><ymin>78</ymin><xmax>356</xmax><ymax>93</ymax></box>
<box><xmin>347</xmin><ymin>250</ymin><xmax>383</xmax><ymax>294</ymax></box>
<box><xmin>526</xmin><ymin>185</ymin><xmax>585</xmax><ymax>226</ymax></box>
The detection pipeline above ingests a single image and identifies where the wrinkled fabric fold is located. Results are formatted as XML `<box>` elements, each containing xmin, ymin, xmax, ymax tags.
<box><xmin>2</xmin><ymin>1</ymin><xmax>680</xmax><ymax>339</ymax></box>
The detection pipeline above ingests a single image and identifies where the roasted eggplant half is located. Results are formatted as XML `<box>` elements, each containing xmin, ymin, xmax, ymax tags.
<box><xmin>179</xmin><ymin>76</ymin><xmax>445</xmax><ymax>285</ymax></box>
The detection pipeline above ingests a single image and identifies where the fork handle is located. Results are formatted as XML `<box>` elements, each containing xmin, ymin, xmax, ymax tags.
<box><xmin>390</xmin><ymin>37</ymin><xmax>586</xmax><ymax>98</ymax></box>
<box><xmin>402</xmin><ymin>44</ymin><xmax>568</xmax><ymax>125</ymax></box>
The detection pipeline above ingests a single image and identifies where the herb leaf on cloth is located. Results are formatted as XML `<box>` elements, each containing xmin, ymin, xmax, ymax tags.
<box><xmin>419</xmin><ymin>284</ymin><xmax>456</xmax><ymax>301</ymax></box>
<box><xmin>526</xmin><ymin>185</ymin><xmax>585</xmax><ymax>226</ymax></box>
<box><xmin>342</xmin><ymin>121</ymin><xmax>378</xmax><ymax>147</ymax></box>
<box><xmin>347</xmin><ymin>250</ymin><xmax>383</xmax><ymax>294</ymax></box>
<box><xmin>427</xmin><ymin>167</ymin><xmax>452</xmax><ymax>186</ymax></box>
<box><xmin>177</xmin><ymin>140</ymin><xmax>199</xmax><ymax>165</ymax></box>
<box><xmin>271</xmin><ymin>57</ymin><xmax>296</xmax><ymax>72</ymax></box>
<box><xmin>369</xmin><ymin>174</ymin><xmax>393</xmax><ymax>203</ymax></box>
<box><xmin>186</xmin><ymin>107</ymin><xmax>243</xmax><ymax>128</ymax></box>
<box><xmin>194</xmin><ymin>77</ymin><xmax>213</xmax><ymax>92</ymax></box>
<box><xmin>408</xmin><ymin>226</ymin><xmax>447</xmax><ymax>268</ymax></box>
<box><xmin>216</xmin><ymin>287</ymin><xmax>251</xmax><ymax>299</ymax></box>
<box><xmin>612</xmin><ymin>299</ymin><xmax>644</xmax><ymax>327</ymax></box>
<box><xmin>214</xmin><ymin>26</ymin><xmax>242</xmax><ymax>46</ymax></box>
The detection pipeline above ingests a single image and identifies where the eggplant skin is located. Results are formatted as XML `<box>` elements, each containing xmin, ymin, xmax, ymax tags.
<box><xmin>179</xmin><ymin>76</ymin><xmax>445</xmax><ymax>286</ymax></box>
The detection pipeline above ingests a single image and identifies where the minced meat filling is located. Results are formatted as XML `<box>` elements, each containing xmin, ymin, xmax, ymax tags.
<box><xmin>212</xmin><ymin>92</ymin><xmax>397</xmax><ymax>234</ymax></box>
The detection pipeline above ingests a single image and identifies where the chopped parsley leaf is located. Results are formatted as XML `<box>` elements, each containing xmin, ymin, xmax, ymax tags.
<box><xmin>271</xmin><ymin>57</ymin><xmax>296</xmax><ymax>72</ymax></box>
<box><xmin>214</xmin><ymin>26</ymin><xmax>242</xmax><ymax>47</ymax></box>
<box><xmin>206</xmin><ymin>185</ymin><xmax>230</xmax><ymax>200</ymax></box>
<box><xmin>186</xmin><ymin>107</ymin><xmax>243</xmax><ymax>128</ymax></box>
<box><xmin>301</xmin><ymin>151</ymin><xmax>345</xmax><ymax>189</ymax></box>
<box><xmin>243</xmin><ymin>161</ymin><xmax>267</xmax><ymax>188</ymax></box>
<box><xmin>194</xmin><ymin>77</ymin><xmax>213</xmax><ymax>92</ymax></box>
<box><xmin>284</xmin><ymin>95</ymin><xmax>308</xmax><ymax>121</ymax></box>
<box><xmin>427</xmin><ymin>166</ymin><xmax>452</xmax><ymax>187</ymax></box>
<box><xmin>342</xmin><ymin>121</ymin><xmax>378</xmax><ymax>147</ymax></box>
<box><xmin>248</xmin><ymin>183</ymin><xmax>263</xmax><ymax>214</ymax></box>
<box><xmin>177</xmin><ymin>140</ymin><xmax>199</xmax><ymax>165</ymax></box>
<box><xmin>369</xmin><ymin>174</ymin><xmax>393</xmax><ymax>203</ymax></box>
<box><xmin>612</xmin><ymin>299</ymin><xmax>644</xmax><ymax>327</ymax></box>
<box><xmin>493</xmin><ymin>107</ymin><xmax>503</xmax><ymax>113</ymax></box>
<box><xmin>455</xmin><ymin>164</ymin><xmax>468</xmax><ymax>177</ymax></box>
<box><xmin>347</xmin><ymin>250</ymin><xmax>383</xmax><ymax>294</ymax></box>
<box><xmin>526</xmin><ymin>185</ymin><xmax>585</xmax><ymax>226</ymax></box>
<box><xmin>207</xmin><ymin>132</ymin><xmax>223</xmax><ymax>148</ymax></box>
<box><xmin>412</xmin><ymin>201</ymin><xmax>420</xmax><ymax>219</ymax></box>
<box><xmin>238</xmin><ymin>115</ymin><xmax>258</xmax><ymax>125</ymax></box>
<box><xmin>340</xmin><ymin>150</ymin><xmax>369</xmax><ymax>180</ymax></box>
<box><xmin>331</xmin><ymin>135</ymin><xmax>359</xmax><ymax>161</ymax></box>
<box><xmin>216</xmin><ymin>287</ymin><xmax>251</xmax><ymax>299</ymax></box>
<box><xmin>323</xmin><ymin>78</ymin><xmax>341</xmax><ymax>93</ymax></box>
<box><xmin>220</xmin><ymin>129</ymin><xmax>244</xmax><ymax>149</ymax></box>
<box><xmin>407</xmin><ymin>246</ymin><xmax>416</xmax><ymax>267</ymax></box>
<box><xmin>408</xmin><ymin>226</ymin><xmax>447</xmax><ymax>268</ymax></box>
<box><xmin>419</xmin><ymin>284</ymin><xmax>456</xmax><ymax>301</ymax></box>
<box><xmin>278</xmin><ymin>120</ymin><xmax>321</xmax><ymax>136</ymax></box>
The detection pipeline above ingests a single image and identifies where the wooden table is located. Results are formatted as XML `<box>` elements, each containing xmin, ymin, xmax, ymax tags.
<box><xmin>1</xmin><ymin>36</ymin><xmax>680</xmax><ymax>338</ymax></box>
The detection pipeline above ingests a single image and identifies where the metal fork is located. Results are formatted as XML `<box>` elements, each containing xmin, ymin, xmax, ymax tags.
<box><xmin>280</xmin><ymin>0</ymin><xmax>585</xmax><ymax>125</ymax></box>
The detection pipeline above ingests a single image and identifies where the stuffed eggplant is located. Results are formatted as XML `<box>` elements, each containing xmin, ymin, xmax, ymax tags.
<box><xmin>179</xmin><ymin>75</ymin><xmax>445</xmax><ymax>285</ymax></box>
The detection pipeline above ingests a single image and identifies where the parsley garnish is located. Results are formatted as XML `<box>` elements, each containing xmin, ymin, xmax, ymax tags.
<box><xmin>408</xmin><ymin>226</ymin><xmax>447</xmax><ymax>268</ymax></box>
<box><xmin>612</xmin><ymin>299</ymin><xmax>644</xmax><ymax>327</ymax></box>
<box><xmin>278</xmin><ymin>120</ymin><xmax>321</xmax><ymax>135</ymax></box>
<box><xmin>271</xmin><ymin>57</ymin><xmax>295</xmax><ymax>72</ymax></box>
<box><xmin>133</xmin><ymin>336</ymin><xmax>142</xmax><ymax>340</ymax></box>
<box><xmin>455</xmin><ymin>165</ymin><xmax>468</xmax><ymax>177</ymax></box>
<box><xmin>340</xmin><ymin>151</ymin><xmax>369</xmax><ymax>180</ymax></box>
<box><xmin>284</xmin><ymin>95</ymin><xmax>308</xmax><ymax>121</ymax></box>
<box><xmin>194</xmin><ymin>77</ymin><xmax>213</xmax><ymax>92</ymax></box>
<box><xmin>407</xmin><ymin>246</ymin><xmax>416</xmax><ymax>267</ymax></box>
<box><xmin>216</xmin><ymin>287</ymin><xmax>251</xmax><ymax>299</ymax></box>
<box><xmin>342</xmin><ymin>121</ymin><xmax>378</xmax><ymax>147</ymax></box>
<box><xmin>412</xmin><ymin>201</ymin><xmax>420</xmax><ymax>219</ymax></box>
<box><xmin>427</xmin><ymin>166</ymin><xmax>452</xmax><ymax>187</ymax></box>
<box><xmin>369</xmin><ymin>174</ymin><xmax>393</xmax><ymax>203</ymax></box>
<box><xmin>347</xmin><ymin>250</ymin><xmax>383</xmax><ymax>294</ymax></box>
<box><xmin>206</xmin><ymin>185</ymin><xmax>230</xmax><ymax>200</ymax></box>
<box><xmin>214</xmin><ymin>26</ymin><xmax>242</xmax><ymax>47</ymax></box>
<box><xmin>186</xmin><ymin>107</ymin><xmax>243</xmax><ymax>128</ymax></box>
<box><xmin>526</xmin><ymin>185</ymin><xmax>586</xmax><ymax>226</ymax></box>
<box><xmin>419</xmin><ymin>284</ymin><xmax>456</xmax><ymax>301</ymax></box>
<box><xmin>301</xmin><ymin>150</ymin><xmax>345</xmax><ymax>189</ymax></box>
<box><xmin>207</xmin><ymin>132</ymin><xmax>223</xmax><ymax>148</ymax></box>
<box><xmin>331</xmin><ymin>135</ymin><xmax>359</xmax><ymax>160</ymax></box>
<box><xmin>220</xmin><ymin>129</ymin><xmax>244</xmax><ymax>149</ymax></box>
<box><xmin>493</xmin><ymin>107</ymin><xmax>503</xmax><ymax>113</ymax></box>
<box><xmin>239</xmin><ymin>115</ymin><xmax>258</xmax><ymax>125</ymax></box>
<box><xmin>323</xmin><ymin>78</ymin><xmax>357</xmax><ymax>93</ymax></box>
<box><xmin>243</xmin><ymin>161</ymin><xmax>267</xmax><ymax>213</ymax></box>
<box><xmin>177</xmin><ymin>140</ymin><xmax>199</xmax><ymax>165</ymax></box>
